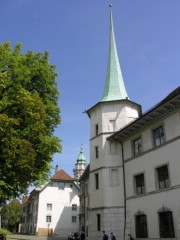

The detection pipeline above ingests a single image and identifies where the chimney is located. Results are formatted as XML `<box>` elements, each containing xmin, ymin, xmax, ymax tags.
<box><xmin>55</xmin><ymin>165</ymin><xmax>58</xmax><ymax>173</ymax></box>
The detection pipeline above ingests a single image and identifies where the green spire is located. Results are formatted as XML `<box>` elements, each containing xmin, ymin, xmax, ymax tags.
<box><xmin>101</xmin><ymin>5</ymin><xmax>128</xmax><ymax>102</ymax></box>
<box><xmin>77</xmin><ymin>145</ymin><xmax>86</xmax><ymax>164</ymax></box>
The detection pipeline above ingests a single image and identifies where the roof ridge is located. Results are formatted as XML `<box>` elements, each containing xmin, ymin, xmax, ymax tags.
<box><xmin>51</xmin><ymin>169</ymin><xmax>74</xmax><ymax>181</ymax></box>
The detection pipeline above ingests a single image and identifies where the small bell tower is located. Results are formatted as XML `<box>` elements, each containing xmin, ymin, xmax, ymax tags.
<box><xmin>73</xmin><ymin>145</ymin><xmax>87</xmax><ymax>179</ymax></box>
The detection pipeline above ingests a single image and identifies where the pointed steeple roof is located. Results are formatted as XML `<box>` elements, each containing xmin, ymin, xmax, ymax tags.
<box><xmin>73</xmin><ymin>145</ymin><xmax>87</xmax><ymax>179</ymax></box>
<box><xmin>77</xmin><ymin>145</ymin><xmax>86</xmax><ymax>164</ymax></box>
<box><xmin>101</xmin><ymin>4</ymin><xmax>128</xmax><ymax>102</ymax></box>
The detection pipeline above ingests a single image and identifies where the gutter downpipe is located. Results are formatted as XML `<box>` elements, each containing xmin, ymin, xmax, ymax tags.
<box><xmin>120</xmin><ymin>140</ymin><xmax>126</xmax><ymax>240</ymax></box>
<box><xmin>79</xmin><ymin>180</ymin><xmax>86</xmax><ymax>232</ymax></box>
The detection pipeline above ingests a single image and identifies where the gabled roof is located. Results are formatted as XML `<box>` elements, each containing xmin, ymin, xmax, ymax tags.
<box><xmin>51</xmin><ymin>169</ymin><xmax>75</xmax><ymax>182</ymax></box>
<box><xmin>108</xmin><ymin>86</ymin><xmax>180</xmax><ymax>142</ymax></box>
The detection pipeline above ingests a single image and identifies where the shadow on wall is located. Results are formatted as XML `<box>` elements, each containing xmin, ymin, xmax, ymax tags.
<box><xmin>53</xmin><ymin>203</ymin><xmax>80</xmax><ymax>238</ymax></box>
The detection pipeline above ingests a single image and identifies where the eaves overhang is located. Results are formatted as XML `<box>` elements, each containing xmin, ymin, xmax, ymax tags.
<box><xmin>108</xmin><ymin>86</ymin><xmax>180</xmax><ymax>142</ymax></box>
<box><xmin>51</xmin><ymin>178</ymin><xmax>76</xmax><ymax>182</ymax></box>
<box><xmin>86</xmin><ymin>99</ymin><xmax>142</xmax><ymax>118</ymax></box>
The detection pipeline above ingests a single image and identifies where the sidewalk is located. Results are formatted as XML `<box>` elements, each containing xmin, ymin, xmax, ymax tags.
<box><xmin>6</xmin><ymin>234</ymin><xmax>66</xmax><ymax>240</ymax></box>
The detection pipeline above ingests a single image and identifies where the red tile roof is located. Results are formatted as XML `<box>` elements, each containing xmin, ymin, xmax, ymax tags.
<box><xmin>51</xmin><ymin>169</ymin><xmax>75</xmax><ymax>181</ymax></box>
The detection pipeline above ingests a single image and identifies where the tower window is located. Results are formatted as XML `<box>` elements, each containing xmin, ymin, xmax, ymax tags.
<box><xmin>109</xmin><ymin>142</ymin><xmax>117</xmax><ymax>154</ymax></box>
<box><xmin>110</xmin><ymin>169</ymin><xmax>118</xmax><ymax>186</ymax></box>
<box><xmin>95</xmin><ymin>124</ymin><xmax>99</xmax><ymax>136</ymax></box>
<box><xmin>97</xmin><ymin>214</ymin><xmax>101</xmax><ymax>231</ymax></box>
<box><xmin>109</xmin><ymin>120</ymin><xmax>115</xmax><ymax>132</ymax></box>
<box><xmin>95</xmin><ymin>173</ymin><xmax>99</xmax><ymax>190</ymax></box>
<box><xmin>95</xmin><ymin>146</ymin><xmax>99</xmax><ymax>158</ymax></box>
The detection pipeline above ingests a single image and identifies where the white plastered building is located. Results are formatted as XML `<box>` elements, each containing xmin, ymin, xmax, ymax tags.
<box><xmin>22</xmin><ymin>168</ymin><xmax>80</xmax><ymax>237</ymax></box>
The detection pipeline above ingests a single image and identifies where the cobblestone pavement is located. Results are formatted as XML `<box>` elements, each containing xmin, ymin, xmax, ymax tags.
<box><xmin>6</xmin><ymin>234</ymin><xmax>66</xmax><ymax>240</ymax></box>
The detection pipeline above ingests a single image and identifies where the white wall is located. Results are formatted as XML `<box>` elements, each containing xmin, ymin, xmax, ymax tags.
<box><xmin>124</xmin><ymin>111</ymin><xmax>180</xmax><ymax>238</ymax></box>
<box><xmin>36</xmin><ymin>181</ymin><xmax>80</xmax><ymax>237</ymax></box>
<box><xmin>88</xmin><ymin>101</ymin><xmax>139</xmax><ymax>240</ymax></box>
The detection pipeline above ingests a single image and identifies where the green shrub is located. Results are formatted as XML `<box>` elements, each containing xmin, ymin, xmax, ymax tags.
<box><xmin>0</xmin><ymin>228</ymin><xmax>12</xmax><ymax>235</ymax></box>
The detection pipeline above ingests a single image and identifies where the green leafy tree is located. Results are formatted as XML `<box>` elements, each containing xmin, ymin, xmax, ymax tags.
<box><xmin>0</xmin><ymin>42</ymin><xmax>61</xmax><ymax>204</ymax></box>
<box><xmin>1</xmin><ymin>199</ymin><xmax>23</xmax><ymax>231</ymax></box>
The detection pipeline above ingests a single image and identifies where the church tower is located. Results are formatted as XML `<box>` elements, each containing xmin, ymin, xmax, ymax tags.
<box><xmin>73</xmin><ymin>145</ymin><xmax>87</xmax><ymax>179</ymax></box>
<box><xmin>87</xmin><ymin>5</ymin><xmax>141</xmax><ymax>240</ymax></box>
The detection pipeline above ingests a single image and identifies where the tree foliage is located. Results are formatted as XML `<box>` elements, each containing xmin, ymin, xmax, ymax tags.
<box><xmin>0</xmin><ymin>42</ymin><xmax>61</xmax><ymax>204</ymax></box>
<box><xmin>1</xmin><ymin>199</ymin><xmax>23</xmax><ymax>230</ymax></box>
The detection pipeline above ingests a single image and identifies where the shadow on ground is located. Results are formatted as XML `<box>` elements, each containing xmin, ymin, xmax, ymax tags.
<box><xmin>6</xmin><ymin>234</ymin><xmax>66</xmax><ymax>240</ymax></box>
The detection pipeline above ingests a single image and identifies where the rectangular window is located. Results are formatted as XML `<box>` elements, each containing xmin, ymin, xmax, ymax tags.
<box><xmin>158</xmin><ymin>211</ymin><xmax>175</xmax><ymax>238</ymax></box>
<box><xmin>133</xmin><ymin>138</ymin><xmax>142</xmax><ymax>156</ymax></box>
<box><xmin>109</xmin><ymin>142</ymin><xmax>117</xmax><ymax>154</ymax></box>
<box><xmin>135</xmin><ymin>174</ymin><xmax>145</xmax><ymax>195</ymax></box>
<box><xmin>46</xmin><ymin>216</ymin><xmax>51</xmax><ymax>223</ymax></box>
<box><xmin>47</xmin><ymin>203</ymin><xmax>52</xmax><ymax>211</ymax></box>
<box><xmin>95</xmin><ymin>124</ymin><xmax>99</xmax><ymax>136</ymax></box>
<box><xmin>157</xmin><ymin>165</ymin><xmax>169</xmax><ymax>189</ymax></box>
<box><xmin>95</xmin><ymin>146</ymin><xmax>99</xmax><ymax>158</ymax></box>
<box><xmin>95</xmin><ymin>173</ymin><xmax>99</xmax><ymax>190</ymax></box>
<box><xmin>72</xmin><ymin>204</ymin><xmax>77</xmax><ymax>211</ymax></box>
<box><xmin>109</xmin><ymin>120</ymin><xmax>115</xmax><ymax>132</ymax></box>
<box><xmin>59</xmin><ymin>182</ymin><xmax>65</xmax><ymax>190</ymax></box>
<box><xmin>153</xmin><ymin>126</ymin><xmax>164</xmax><ymax>146</ymax></box>
<box><xmin>110</xmin><ymin>169</ymin><xmax>118</xmax><ymax>186</ymax></box>
<box><xmin>72</xmin><ymin>216</ymin><xmax>77</xmax><ymax>223</ymax></box>
<box><xmin>97</xmin><ymin>214</ymin><xmax>101</xmax><ymax>231</ymax></box>
<box><xmin>136</xmin><ymin>215</ymin><xmax>148</xmax><ymax>238</ymax></box>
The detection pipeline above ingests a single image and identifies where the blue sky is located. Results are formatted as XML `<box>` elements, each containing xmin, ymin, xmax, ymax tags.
<box><xmin>0</xmin><ymin>0</ymin><xmax>179</xmax><ymax>178</ymax></box>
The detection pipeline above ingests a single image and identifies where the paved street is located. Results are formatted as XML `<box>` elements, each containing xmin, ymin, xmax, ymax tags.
<box><xmin>6</xmin><ymin>234</ymin><xmax>66</xmax><ymax>240</ymax></box>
